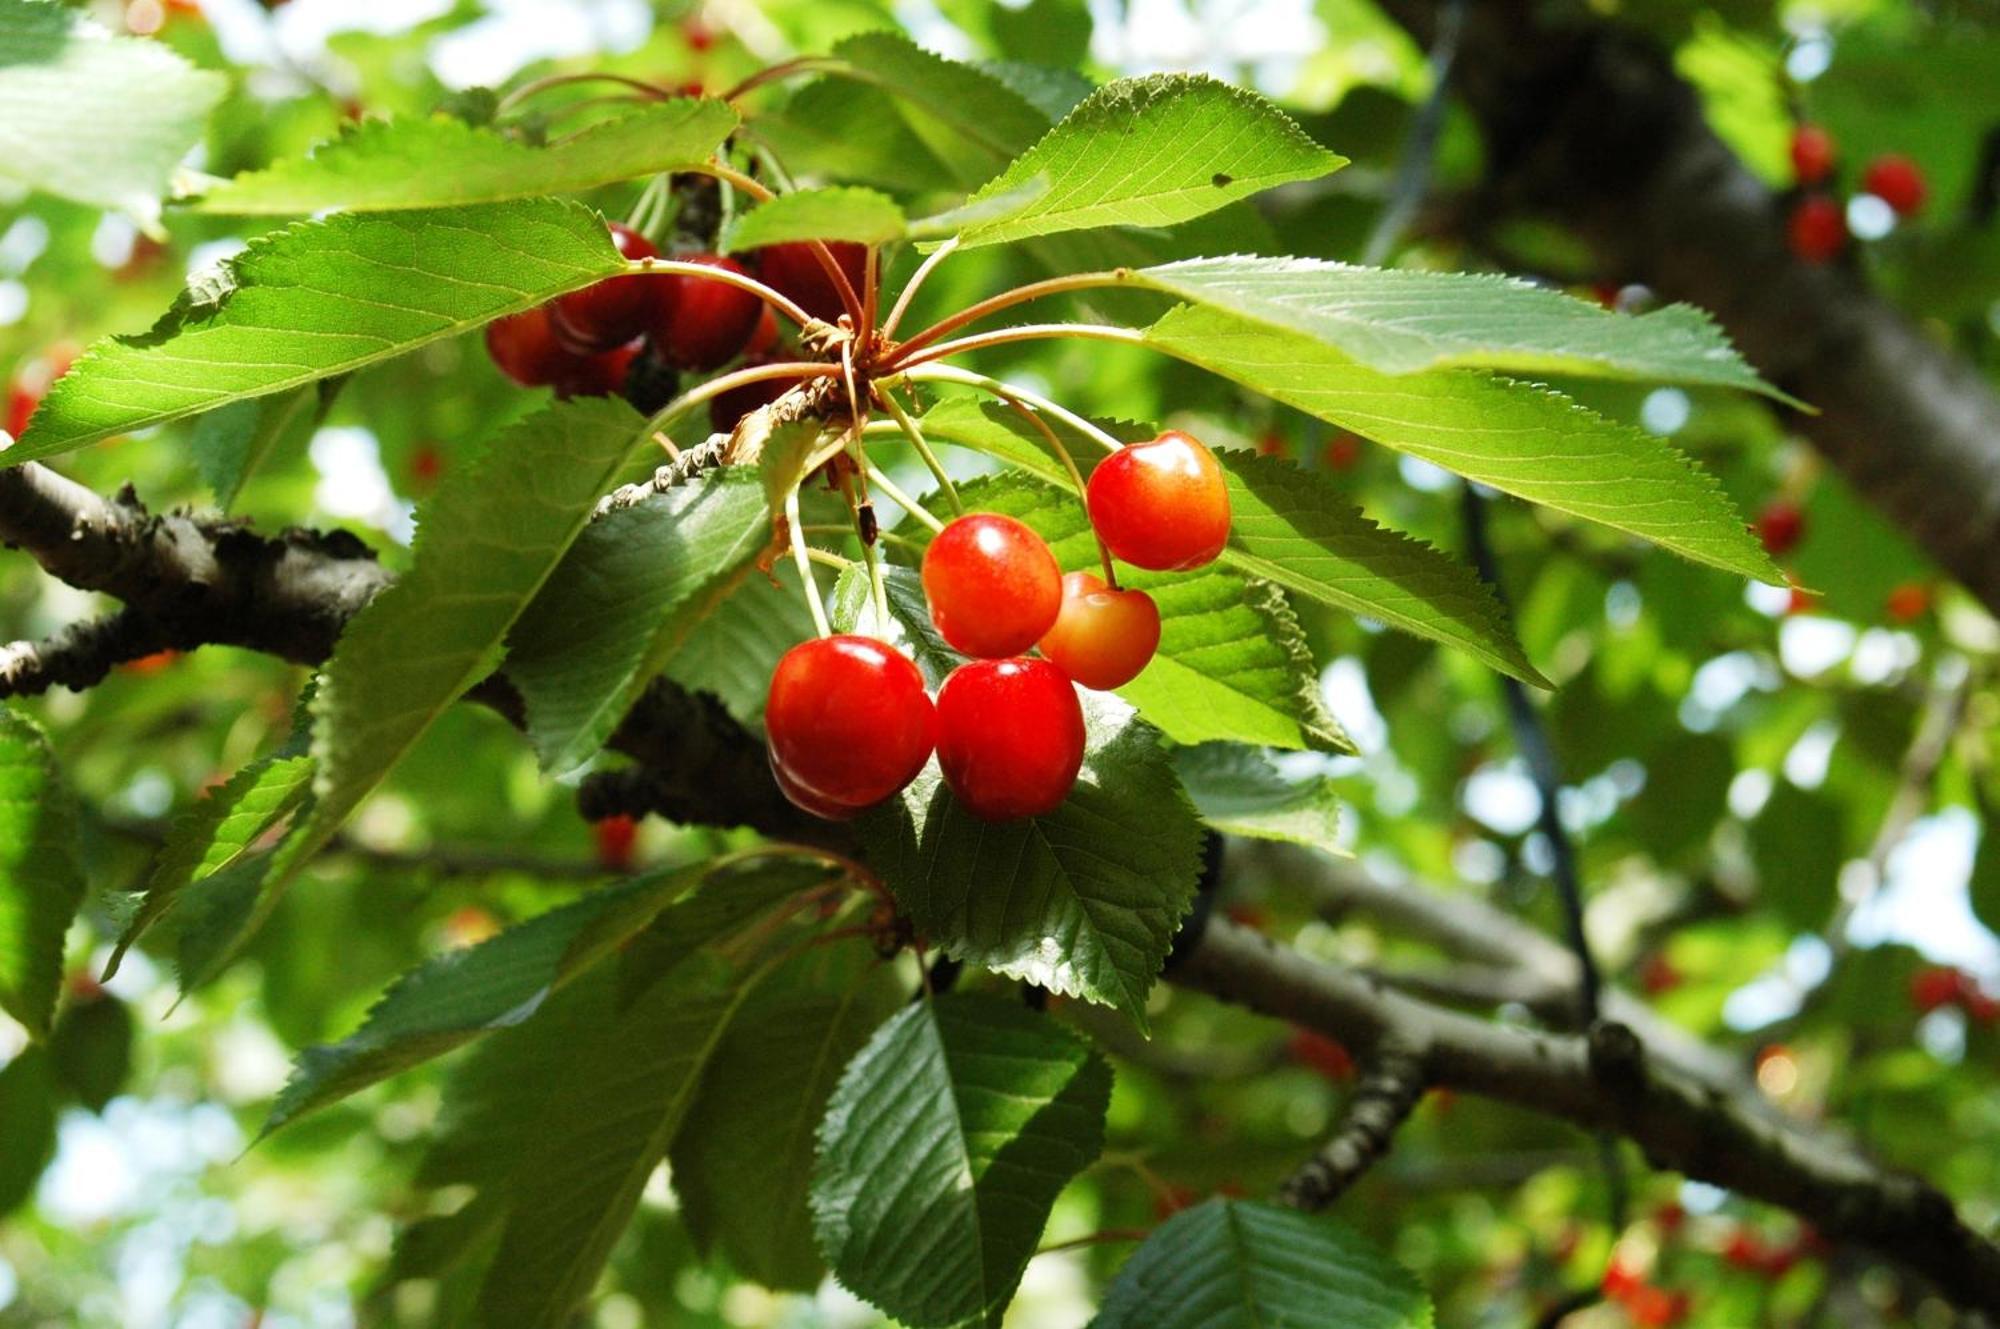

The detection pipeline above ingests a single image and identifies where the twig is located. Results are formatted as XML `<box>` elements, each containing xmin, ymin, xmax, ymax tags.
<box><xmin>1280</xmin><ymin>1043</ymin><xmax>1428</xmax><ymax>1210</ymax></box>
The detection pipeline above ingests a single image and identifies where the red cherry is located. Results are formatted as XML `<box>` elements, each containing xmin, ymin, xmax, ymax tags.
<box><xmin>593</xmin><ymin>813</ymin><xmax>638</xmax><ymax>870</ymax></box>
<box><xmin>1285</xmin><ymin>1027</ymin><xmax>1354</xmax><ymax>1082</ymax></box>
<box><xmin>1037</xmin><ymin>571</ymin><xmax>1160</xmax><ymax>690</ymax></box>
<box><xmin>121</xmin><ymin>650</ymin><xmax>179</xmax><ymax>675</ymax></box>
<box><xmin>1255</xmin><ymin>430</ymin><xmax>1287</xmax><ymax>457</ymax></box>
<box><xmin>1086</xmin><ymin>431</ymin><xmax>1231</xmax><ymax>571</ymax></box>
<box><xmin>1626</xmin><ymin>1286</ymin><xmax>1690</xmax><ymax>1328</ymax></box>
<box><xmin>1790</xmin><ymin>124</ymin><xmax>1836</xmax><ymax>186</ymax></box>
<box><xmin>1885</xmin><ymin>581</ymin><xmax>1931</xmax><ymax>623</ymax></box>
<box><xmin>652</xmin><ymin>254</ymin><xmax>765</xmax><ymax>371</ymax></box>
<box><xmin>550</xmin><ymin>223</ymin><xmax>660</xmax><ymax>353</ymax></box>
<box><xmin>708</xmin><ymin>359</ymin><xmax>801</xmax><ymax>433</ymax></box>
<box><xmin>1323</xmin><ymin>433</ymin><xmax>1362</xmax><ymax>471</ymax></box>
<box><xmin>553</xmin><ymin>341</ymin><xmax>639</xmax><ymax>400</ymax></box>
<box><xmin>1785</xmin><ymin>195</ymin><xmax>1846</xmax><ymax>264</ymax></box>
<box><xmin>1910</xmin><ymin>966</ymin><xmax>1964</xmax><ymax>1013</ymax></box>
<box><xmin>755</xmin><ymin>241</ymin><xmax>868</xmax><ymax>324</ymax></box>
<box><xmin>1722</xmin><ymin>1229</ymin><xmax>1768</xmax><ymax>1272</ymax></box>
<box><xmin>935</xmin><ymin>658</ymin><xmax>1084</xmax><ymax>820</ymax></box>
<box><xmin>1601</xmin><ymin>1259</ymin><xmax>1645</xmax><ymax>1303</ymax></box>
<box><xmin>485</xmin><ymin>306</ymin><xmax>578</xmax><ymax>387</ymax></box>
<box><xmin>1754</xmin><ymin>500</ymin><xmax>1805</xmax><ymax>557</ymax></box>
<box><xmin>6</xmin><ymin>382</ymin><xmax>37</xmax><ymax>439</ymax></box>
<box><xmin>766</xmin><ymin>636</ymin><xmax>935</xmax><ymax>818</ymax></box>
<box><xmin>409</xmin><ymin>444</ymin><xmax>444</xmax><ymax>490</ymax></box>
<box><xmin>1863</xmin><ymin>153</ymin><xmax>1926</xmax><ymax>217</ymax></box>
<box><xmin>743</xmin><ymin>305</ymin><xmax>780</xmax><ymax>359</ymax></box>
<box><xmin>921</xmin><ymin>513</ymin><xmax>1062</xmax><ymax>659</ymax></box>
<box><xmin>1639</xmin><ymin>952</ymin><xmax>1682</xmax><ymax>995</ymax></box>
<box><xmin>1785</xmin><ymin>585</ymin><xmax>1818</xmax><ymax>616</ymax></box>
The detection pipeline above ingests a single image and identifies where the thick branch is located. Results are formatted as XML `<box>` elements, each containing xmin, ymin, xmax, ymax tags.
<box><xmin>1280</xmin><ymin>1043</ymin><xmax>1428</xmax><ymax>1210</ymax></box>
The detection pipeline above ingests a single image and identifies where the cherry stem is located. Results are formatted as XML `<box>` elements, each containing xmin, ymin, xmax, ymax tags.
<box><xmin>626</xmin><ymin>256</ymin><xmax>815</xmax><ymax>328</ymax></box>
<box><xmin>890</xmin><ymin>270</ymin><xmax>1126</xmax><ymax>362</ymax></box>
<box><xmin>699</xmin><ymin>160</ymin><xmax>868</xmax><ymax>330</ymax></box>
<box><xmin>872</xmin><ymin>385</ymin><xmax>961</xmax><ymax>515</ymax></box>
<box><xmin>496</xmin><ymin>71</ymin><xmax>673</xmax><ymax>115</ymax></box>
<box><xmin>862</xmin><ymin>246</ymin><xmax>881</xmax><ymax>342</ymax></box>
<box><xmin>902</xmin><ymin>363</ymin><xmax>1126</xmax><ymax>454</ymax></box>
<box><xmin>785</xmin><ymin>487</ymin><xmax>833</xmax><ymax>639</ymax></box>
<box><xmin>891</xmin><ymin>321</ymin><xmax>1146</xmax><ymax>371</ymax></box>
<box><xmin>988</xmin><ymin>391</ymin><xmax>1119</xmax><ymax>587</ymax></box>
<box><xmin>1035</xmin><ymin>1228</ymin><xmax>1152</xmax><ymax>1256</ymax></box>
<box><xmin>863</xmin><ymin>465</ymin><xmax>948</xmax><ymax>537</ymax></box>
<box><xmin>719</xmin><ymin>55</ymin><xmax>845</xmax><ymax>104</ymax></box>
<box><xmin>839</xmin><ymin>462</ymin><xmax>892</xmax><ymax>636</ymax></box>
<box><xmin>803</xmin><ymin>547</ymin><xmax>853</xmax><ymax>572</ymax></box>
<box><xmin>881</xmin><ymin>237</ymin><xmax>959</xmax><ymax>340</ymax></box>
<box><xmin>638</xmin><ymin>359</ymin><xmax>840</xmax><ymax>443</ymax></box>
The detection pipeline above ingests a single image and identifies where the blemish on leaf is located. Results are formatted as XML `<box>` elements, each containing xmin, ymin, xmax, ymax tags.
<box><xmin>1212</xmin><ymin>173</ymin><xmax>1234</xmax><ymax>187</ymax></box>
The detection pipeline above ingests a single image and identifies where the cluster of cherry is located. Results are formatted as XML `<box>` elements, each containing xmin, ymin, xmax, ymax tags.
<box><xmin>1783</xmin><ymin>124</ymin><xmax>1927</xmax><ymax>263</ymax></box>
<box><xmin>766</xmin><ymin>431</ymin><xmax>1233</xmax><ymax>822</ymax></box>
<box><xmin>483</xmin><ymin>220</ymin><xmax>859</xmax><ymax>430</ymax></box>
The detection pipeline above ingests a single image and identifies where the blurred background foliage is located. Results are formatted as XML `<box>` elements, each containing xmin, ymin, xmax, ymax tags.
<box><xmin>0</xmin><ymin>0</ymin><xmax>1997</xmax><ymax>1326</ymax></box>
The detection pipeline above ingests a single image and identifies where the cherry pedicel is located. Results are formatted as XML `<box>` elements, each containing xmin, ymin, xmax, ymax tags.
<box><xmin>1086</xmin><ymin>430</ymin><xmax>1231</xmax><ymax>571</ymax></box>
<box><xmin>935</xmin><ymin>658</ymin><xmax>1084</xmax><ymax>821</ymax></box>
<box><xmin>1038</xmin><ymin>570</ymin><xmax>1160</xmax><ymax>690</ymax></box>
<box><xmin>652</xmin><ymin>253</ymin><xmax>765</xmax><ymax>371</ymax></box>
<box><xmin>766</xmin><ymin>635</ymin><xmax>935</xmax><ymax>819</ymax></box>
<box><xmin>1785</xmin><ymin>195</ymin><xmax>1846</xmax><ymax>265</ymax></box>
<box><xmin>921</xmin><ymin>513</ymin><xmax>1062</xmax><ymax>658</ymax></box>
<box><xmin>708</xmin><ymin>357</ymin><xmax>801</xmax><ymax>432</ymax></box>
<box><xmin>1789</xmin><ymin>124</ymin><xmax>1836</xmax><ymax>186</ymax></box>
<box><xmin>1862</xmin><ymin>154</ymin><xmax>1927</xmax><ymax>217</ymax></box>
<box><xmin>550</xmin><ymin>222</ymin><xmax>659</xmax><ymax>353</ymax></box>
<box><xmin>755</xmin><ymin>241</ymin><xmax>868</xmax><ymax>325</ymax></box>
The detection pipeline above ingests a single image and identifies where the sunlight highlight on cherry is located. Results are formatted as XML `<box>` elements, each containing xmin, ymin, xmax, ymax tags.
<box><xmin>935</xmin><ymin>658</ymin><xmax>1084</xmax><ymax>821</ymax></box>
<box><xmin>921</xmin><ymin>513</ymin><xmax>1062</xmax><ymax>659</ymax></box>
<box><xmin>766</xmin><ymin>635</ymin><xmax>935</xmax><ymax>819</ymax></box>
<box><xmin>1086</xmin><ymin>430</ymin><xmax>1231</xmax><ymax>571</ymax></box>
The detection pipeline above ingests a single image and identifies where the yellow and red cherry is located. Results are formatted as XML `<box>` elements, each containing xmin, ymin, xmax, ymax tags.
<box><xmin>754</xmin><ymin>241</ymin><xmax>868</xmax><ymax>325</ymax></box>
<box><xmin>765</xmin><ymin>635</ymin><xmax>935</xmax><ymax>818</ymax></box>
<box><xmin>1086</xmin><ymin>430</ymin><xmax>1231</xmax><ymax>571</ymax></box>
<box><xmin>935</xmin><ymin>658</ymin><xmax>1084</xmax><ymax>821</ymax></box>
<box><xmin>1038</xmin><ymin>571</ymin><xmax>1160</xmax><ymax>691</ymax></box>
<box><xmin>921</xmin><ymin>513</ymin><xmax>1062</xmax><ymax>659</ymax></box>
<box><xmin>550</xmin><ymin>222</ymin><xmax>660</xmax><ymax>353</ymax></box>
<box><xmin>652</xmin><ymin>253</ymin><xmax>765</xmax><ymax>371</ymax></box>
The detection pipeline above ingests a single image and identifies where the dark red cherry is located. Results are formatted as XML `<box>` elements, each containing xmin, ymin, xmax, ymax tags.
<box><xmin>485</xmin><ymin>306</ymin><xmax>578</xmax><ymax>387</ymax></box>
<box><xmin>1038</xmin><ymin>571</ymin><xmax>1160</xmax><ymax>690</ymax></box>
<box><xmin>1790</xmin><ymin>125</ymin><xmax>1835</xmax><ymax>187</ymax></box>
<box><xmin>755</xmin><ymin>241</ymin><xmax>867</xmax><ymax>324</ymax></box>
<box><xmin>1862</xmin><ymin>153</ymin><xmax>1926</xmax><ymax>217</ymax></box>
<box><xmin>935</xmin><ymin>658</ymin><xmax>1084</xmax><ymax>821</ymax></box>
<box><xmin>652</xmin><ymin>254</ymin><xmax>765</xmax><ymax>371</ymax></box>
<box><xmin>1755</xmin><ymin>499</ymin><xmax>1805</xmax><ymax>557</ymax></box>
<box><xmin>1086</xmin><ymin>430</ymin><xmax>1231</xmax><ymax>571</ymax></box>
<box><xmin>765</xmin><ymin>635</ymin><xmax>935</xmax><ymax>817</ymax></box>
<box><xmin>553</xmin><ymin>341</ymin><xmax>639</xmax><ymax>400</ymax></box>
<box><xmin>550</xmin><ymin>223</ymin><xmax>661</xmax><ymax>353</ymax></box>
<box><xmin>1786</xmin><ymin>196</ymin><xmax>1845</xmax><ymax>264</ymax></box>
<box><xmin>921</xmin><ymin>513</ymin><xmax>1062</xmax><ymax>659</ymax></box>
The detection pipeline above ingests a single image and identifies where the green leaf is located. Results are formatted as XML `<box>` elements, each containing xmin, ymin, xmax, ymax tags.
<box><xmin>811</xmin><ymin>995</ymin><xmax>1111</xmax><ymax>1327</ymax></box>
<box><xmin>48</xmin><ymin>992</ymin><xmax>133</xmax><ymax>1113</ymax></box>
<box><xmin>829</xmin><ymin>563</ymin><xmax>962</xmax><ymax>688</ymax></box>
<box><xmin>670</xmin><ymin>963</ymin><xmax>904</xmax><ymax>1290</ymax></box>
<box><xmin>952</xmin><ymin>75</ymin><xmax>1345</xmax><ymax>250</ymax></box>
<box><xmin>261</xmin><ymin>857</ymin><xmax>771</xmax><ymax>1136</ymax></box>
<box><xmin>827</xmin><ymin>31</ymin><xmax>1052</xmax><ymax>184</ymax></box>
<box><xmin>1174</xmin><ymin>743</ymin><xmax>1343</xmax><ymax>849</ymax></box>
<box><xmin>105</xmin><ymin>752</ymin><xmax>315</xmax><ymax>979</ymax></box>
<box><xmin>1122</xmin><ymin>257</ymin><xmax>1785</xmax><ymax>397</ymax></box>
<box><xmin>0</xmin><ymin>1047</ymin><xmax>56</xmax><ymax>1218</ymax></box>
<box><xmin>1751</xmin><ymin>780</ymin><xmax>1844</xmax><ymax>932</ymax></box>
<box><xmin>1092</xmin><ymin>1198</ymin><xmax>1432</xmax><ymax>1329</ymax></box>
<box><xmin>659</xmin><ymin>565</ymin><xmax>816</xmax><ymax>729</ymax></box>
<box><xmin>1971</xmin><ymin>791</ymin><xmax>2000</xmax><ymax>938</ymax></box>
<box><xmin>507</xmin><ymin>468</ymin><xmax>773</xmax><ymax>774</ymax></box>
<box><xmin>187</xmin><ymin>386</ymin><xmax>327</xmax><ymax>510</ymax></box>
<box><xmin>856</xmin><ymin>690</ymin><xmax>1204</xmax><ymax>1023</ymax></box>
<box><xmin>722</xmin><ymin>186</ymin><xmax>908</xmax><ymax>252</ymax></box>
<box><xmin>194</xmin><ymin>99</ymin><xmax>737</xmax><ymax>214</ymax></box>
<box><xmin>920</xmin><ymin>399</ymin><xmax>1545</xmax><ymax>686</ymax></box>
<box><xmin>0</xmin><ymin>707</ymin><xmax>85</xmax><ymax>1040</ymax></box>
<box><xmin>1143</xmin><ymin>304</ymin><xmax>1781</xmax><ymax>583</ymax></box>
<box><xmin>17</xmin><ymin>199</ymin><xmax>628</xmax><ymax>462</ymax></box>
<box><xmin>0</xmin><ymin>0</ymin><xmax>225</xmax><ymax>221</ymax></box>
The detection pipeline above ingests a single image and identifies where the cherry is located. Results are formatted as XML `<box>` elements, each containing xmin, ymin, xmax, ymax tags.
<box><xmin>766</xmin><ymin>635</ymin><xmax>935</xmax><ymax>818</ymax></box>
<box><xmin>6</xmin><ymin>382</ymin><xmax>37</xmax><ymax>439</ymax></box>
<box><xmin>553</xmin><ymin>340</ymin><xmax>639</xmax><ymax>400</ymax></box>
<box><xmin>1722</xmin><ymin>1229</ymin><xmax>1769</xmax><ymax>1272</ymax></box>
<box><xmin>486</xmin><ymin>306</ymin><xmax>581</xmax><ymax>387</ymax></box>
<box><xmin>1911</xmin><ymin>966</ymin><xmax>1966</xmax><ymax>1014</ymax></box>
<box><xmin>593</xmin><ymin>813</ymin><xmax>638</xmax><ymax>870</ymax></box>
<box><xmin>121</xmin><ymin>650</ymin><xmax>179</xmax><ymax>675</ymax></box>
<box><xmin>1789</xmin><ymin>124</ymin><xmax>1836</xmax><ymax>186</ymax></box>
<box><xmin>409</xmin><ymin>443</ymin><xmax>444</xmax><ymax>491</ymax></box>
<box><xmin>1862</xmin><ymin>153</ymin><xmax>1926</xmax><ymax>217</ymax></box>
<box><xmin>1037</xmin><ymin>571</ymin><xmax>1160</xmax><ymax>690</ymax></box>
<box><xmin>1754</xmin><ymin>499</ymin><xmax>1804</xmax><ymax>556</ymax></box>
<box><xmin>935</xmin><ymin>658</ymin><xmax>1084</xmax><ymax>820</ymax></box>
<box><xmin>1285</xmin><ymin>1027</ymin><xmax>1354</xmax><ymax>1082</ymax></box>
<box><xmin>651</xmin><ymin>254</ymin><xmax>765</xmax><ymax>371</ymax></box>
<box><xmin>550</xmin><ymin>222</ymin><xmax>660</xmax><ymax>353</ymax></box>
<box><xmin>743</xmin><ymin>305</ymin><xmax>780</xmax><ymax>359</ymax></box>
<box><xmin>921</xmin><ymin>513</ymin><xmax>1062</xmax><ymax>659</ymax></box>
<box><xmin>1086</xmin><ymin>430</ymin><xmax>1231</xmax><ymax>571</ymax></box>
<box><xmin>1626</xmin><ymin>1286</ymin><xmax>1690</xmax><ymax>1328</ymax></box>
<box><xmin>708</xmin><ymin>359</ymin><xmax>801</xmax><ymax>433</ymax></box>
<box><xmin>1885</xmin><ymin>581</ymin><xmax>1931</xmax><ymax>623</ymax></box>
<box><xmin>755</xmin><ymin>241</ymin><xmax>868</xmax><ymax>325</ymax></box>
<box><xmin>1785</xmin><ymin>195</ymin><xmax>1845</xmax><ymax>264</ymax></box>
<box><xmin>1323</xmin><ymin>433</ymin><xmax>1362</xmax><ymax>471</ymax></box>
<box><xmin>1638</xmin><ymin>951</ymin><xmax>1683</xmax><ymax>996</ymax></box>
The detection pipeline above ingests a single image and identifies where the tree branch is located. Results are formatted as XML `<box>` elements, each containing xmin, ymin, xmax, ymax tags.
<box><xmin>0</xmin><ymin>608</ymin><xmax>177</xmax><ymax>696</ymax></box>
<box><xmin>1280</xmin><ymin>1042</ymin><xmax>1428</xmax><ymax>1210</ymax></box>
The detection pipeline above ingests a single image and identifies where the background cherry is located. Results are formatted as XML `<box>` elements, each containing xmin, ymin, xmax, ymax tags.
<box><xmin>553</xmin><ymin>341</ymin><xmax>639</xmax><ymax>400</ymax></box>
<box><xmin>921</xmin><ymin>513</ymin><xmax>1063</xmax><ymax>658</ymax></box>
<box><xmin>756</xmin><ymin>241</ymin><xmax>868</xmax><ymax>324</ymax></box>
<box><xmin>485</xmin><ymin>306</ymin><xmax>580</xmax><ymax>386</ymax></box>
<box><xmin>765</xmin><ymin>635</ymin><xmax>935</xmax><ymax>817</ymax></box>
<box><xmin>1038</xmin><ymin>571</ymin><xmax>1160</xmax><ymax>690</ymax></box>
<box><xmin>652</xmin><ymin>253</ymin><xmax>765</xmax><ymax>370</ymax></box>
<box><xmin>1086</xmin><ymin>430</ymin><xmax>1231</xmax><ymax>570</ymax></box>
<box><xmin>1862</xmin><ymin>153</ymin><xmax>1926</xmax><ymax>216</ymax></box>
<box><xmin>1790</xmin><ymin>124</ymin><xmax>1835</xmax><ymax>186</ymax></box>
<box><xmin>1754</xmin><ymin>499</ymin><xmax>1805</xmax><ymax>556</ymax></box>
<box><xmin>1785</xmin><ymin>195</ymin><xmax>1845</xmax><ymax>264</ymax></box>
<box><xmin>550</xmin><ymin>222</ymin><xmax>660</xmax><ymax>352</ymax></box>
<box><xmin>935</xmin><ymin>658</ymin><xmax>1084</xmax><ymax>820</ymax></box>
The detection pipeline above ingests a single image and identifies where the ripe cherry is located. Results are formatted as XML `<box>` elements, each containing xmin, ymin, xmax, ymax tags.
<box><xmin>652</xmin><ymin>254</ymin><xmax>765</xmax><ymax>371</ymax></box>
<box><xmin>1754</xmin><ymin>499</ymin><xmax>1805</xmax><ymax>556</ymax></box>
<box><xmin>409</xmin><ymin>443</ymin><xmax>444</xmax><ymax>491</ymax></box>
<box><xmin>766</xmin><ymin>635</ymin><xmax>935</xmax><ymax>819</ymax></box>
<box><xmin>485</xmin><ymin>306</ymin><xmax>578</xmax><ymax>387</ymax></box>
<box><xmin>6</xmin><ymin>382</ymin><xmax>37</xmax><ymax>439</ymax></box>
<box><xmin>550</xmin><ymin>222</ymin><xmax>660</xmax><ymax>353</ymax></box>
<box><xmin>1286</xmin><ymin>1027</ymin><xmax>1354</xmax><ymax>1082</ymax></box>
<box><xmin>1790</xmin><ymin>124</ymin><xmax>1836</xmax><ymax>186</ymax></box>
<box><xmin>1323</xmin><ymin>432</ymin><xmax>1362</xmax><ymax>471</ymax></box>
<box><xmin>1863</xmin><ymin>153</ymin><xmax>1927</xmax><ymax>217</ymax></box>
<box><xmin>1885</xmin><ymin>581</ymin><xmax>1931</xmax><ymax>623</ymax></box>
<box><xmin>1037</xmin><ymin>571</ymin><xmax>1160</xmax><ymax>690</ymax></box>
<box><xmin>1785</xmin><ymin>195</ymin><xmax>1846</xmax><ymax>264</ymax></box>
<box><xmin>921</xmin><ymin>513</ymin><xmax>1062</xmax><ymax>659</ymax></box>
<box><xmin>755</xmin><ymin>241</ymin><xmax>868</xmax><ymax>325</ymax></box>
<box><xmin>553</xmin><ymin>341</ymin><xmax>639</xmax><ymax>400</ymax></box>
<box><xmin>1086</xmin><ymin>430</ymin><xmax>1231</xmax><ymax>571</ymax></box>
<box><xmin>593</xmin><ymin>813</ymin><xmax>638</xmax><ymax>870</ymax></box>
<box><xmin>935</xmin><ymin>658</ymin><xmax>1084</xmax><ymax>821</ymax></box>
